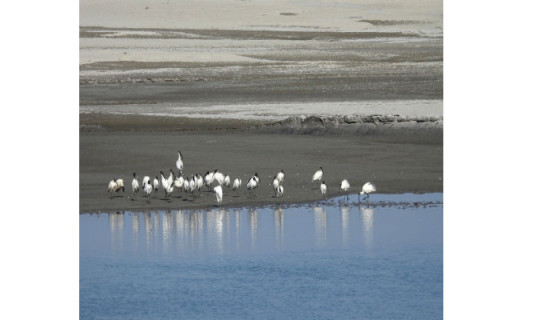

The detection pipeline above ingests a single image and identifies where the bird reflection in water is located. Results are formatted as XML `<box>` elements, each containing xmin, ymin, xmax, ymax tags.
<box><xmin>273</xmin><ymin>206</ymin><xmax>285</xmax><ymax>252</ymax></box>
<box><xmin>313</xmin><ymin>206</ymin><xmax>327</xmax><ymax>249</ymax></box>
<box><xmin>341</xmin><ymin>205</ymin><xmax>350</xmax><ymax>248</ymax></box>
<box><xmin>360</xmin><ymin>206</ymin><xmax>375</xmax><ymax>250</ymax></box>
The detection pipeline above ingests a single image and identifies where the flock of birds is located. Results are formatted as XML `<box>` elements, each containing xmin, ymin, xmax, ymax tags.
<box><xmin>107</xmin><ymin>151</ymin><xmax>376</xmax><ymax>207</ymax></box>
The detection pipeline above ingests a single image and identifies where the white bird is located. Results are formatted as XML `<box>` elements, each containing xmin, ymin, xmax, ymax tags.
<box><xmin>232</xmin><ymin>178</ymin><xmax>242</xmax><ymax>196</ymax></box>
<box><xmin>312</xmin><ymin>167</ymin><xmax>323</xmax><ymax>184</ymax></box>
<box><xmin>223</xmin><ymin>174</ymin><xmax>231</xmax><ymax>188</ymax></box>
<box><xmin>132</xmin><ymin>173</ymin><xmax>140</xmax><ymax>196</ymax></box>
<box><xmin>213</xmin><ymin>185</ymin><xmax>223</xmax><ymax>207</ymax></box>
<box><xmin>276</xmin><ymin>170</ymin><xmax>285</xmax><ymax>183</ymax></box>
<box><xmin>272</xmin><ymin>177</ymin><xmax>280</xmax><ymax>197</ymax></box>
<box><xmin>108</xmin><ymin>178</ymin><xmax>124</xmax><ymax>196</ymax></box>
<box><xmin>204</xmin><ymin>170</ymin><xmax>215</xmax><ymax>190</ymax></box>
<box><xmin>142</xmin><ymin>176</ymin><xmax>150</xmax><ymax>189</ymax></box>
<box><xmin>340</xmin><ymin>179</ymin><xmax>351</xmax><ymax>201</ymax></box>
<box><xmin>160</xmin><ymin>171</ymin><xmax>168</xmax><ymax>195</ymax></box>
<box><xmin>183</xmin><ymin>177</ymin><xmax>190</xmax><ymax>194</ymax></box>
<box><xmin>276</xmin><ymin>185</ymin><xmax>284</xmax><ymax>200</ymax></box>
<box><xmin>153</xmin><ymin>177</ymin><xmax>159</xmax><ymax>192</ymax></box>
<box><xmin>174</xmin><ymin>174</ymin><xmax>184</xmax><ymax>193</ymax></box>
<box><xmin>165</xmin><ymin>182</ymin><xmax>174</xmax><ymax>198</ymax></box>
<box><xmin>167</xmin><ymin>169</ymin><xmax>175</xmax><ymax>188</ymax></box>
<box><xmin>247</xmin><ymin>176</ymin><xmax>258</xmax><ymax>197</ymax></box>
<box><xmin>196</xmin><ymin>174</ymin><xmax>204</xmax><ymax>192</ymax></box>
<box><xmin>144</xmin><ymin>180</ymin><xmax>153</xmax><ymax>199</ymax></box>
<box><xmin>320</xmin><ymin>181</ymin><xmax>327</xmax><ymax>199</ymax></box>
<box><xmin>214</xmin><ymin>170</ymin><xmax>225</xmax><ymax>186</ymax></box>
<box><xmin>176</xmin><ymin>151</ymin><xmax>184</xmax><ymax>173</ymax></box>
<box><xmin>359</xmin><ymin>182</ymin><xmax>377</xmax><ymax>202</ymax></box>
<box><xmin>188</xmin><ymin>177</ymin><xmax>196</xmax><ymax>198</ymax></box>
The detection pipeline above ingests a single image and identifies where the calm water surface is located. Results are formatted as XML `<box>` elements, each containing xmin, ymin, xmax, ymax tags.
<box><xmin>80</xmin><ymin>193</ymin><xmax>443</xmax><ymax>320</ymax></box>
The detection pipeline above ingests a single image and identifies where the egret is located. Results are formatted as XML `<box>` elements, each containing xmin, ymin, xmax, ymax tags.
<box><xmin>132</xmin><ymin>173</ymin><xmax>140</xmax><ymax>197</ymax></box>
<box><xmin>320</xmin><ymin>181</ymin><xmax>327</xmax><ymax>199</ymax></box>
<box><xmin>153</xmin><ymin>177</ymin><xmax>159</xmax><ymax>192</ymax></box>
<box><xmin>213</xmin><ymin>185</ymin><xmax>223</xmax><ymax>207</ymax></box>
<box><xmin>232</xmin><ymin>178</ymin><xmax>242</xmax><ymax>196</ymax></box>
<box><xmin>340</xmin><ymin>179</ymin><xmax>351</xmax><ymax>201</ymax></box>
<box><xmin>359</xmin><ymin>182</ymin><xmax>377</xmax><ymax>202</ymax></box>
<box><xmin>176</xmin><ymin>151</ymin><xmax>184</xmax><ymax>173</ymax></box>
<box><xmin>312</xmin><ymin>167</ymin><xmax>323</xmax><ymax>185</ymax></box>
<box><xmin>144</xmin><ymin>180</ymin><xmax>153</xmax><ymax>199</ymax></box>
<box><xmin>276</xmin><ymin>170</ymin><xmax>285</xmax><ymax>183</ymax></box>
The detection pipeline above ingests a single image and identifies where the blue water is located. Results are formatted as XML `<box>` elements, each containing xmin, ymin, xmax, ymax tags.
<box><xmin>80</xmin><ymin>193</ymin><xmax>443</xmax><ymax>320</ymax></box>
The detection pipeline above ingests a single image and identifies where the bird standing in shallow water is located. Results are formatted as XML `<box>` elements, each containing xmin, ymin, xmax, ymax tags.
<box><xmin>359</xmin><ymin>182</ymin><xmax>376</xmax><ymax>202</ymax></box>
<box><xmin>214</xmin><ymin>185</ymin><xmax>223</xmax><ymax>207</ymax></box>
<box><xmin>340</xmin><ymin>179</ymin><xmax>351</xmax><ymax>202</ymax></box>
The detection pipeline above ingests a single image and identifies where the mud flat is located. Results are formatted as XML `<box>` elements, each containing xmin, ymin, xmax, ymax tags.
<box><xmin>80</xmin><ymin>117</ymin><xmax>442</xmax><ymax>213</ymax></box>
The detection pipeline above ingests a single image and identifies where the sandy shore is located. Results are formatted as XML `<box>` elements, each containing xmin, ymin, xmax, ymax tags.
<box><xmin>79</xmin><ymin>0</ymin><xmax>443</xmax><ymax>213</ymax></box>
<box><xmin>80</xmin><ymin>124</ymin><xmax>442</xmax><ymax>213</ymax></box>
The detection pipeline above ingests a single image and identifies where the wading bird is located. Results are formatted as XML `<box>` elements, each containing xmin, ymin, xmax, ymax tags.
<box><xmin>276</xmin><ymin>185</ymin><xmax>284</xmax><ymax>201</ymax></box>
<box><xmin>247</xmin><ymin>176</ymin><xmax>258</xmax><ymax>197</ymax></box>
<box><xmin>214</xmin><ymin>185</ymin><xmax>223</xmax><ymax>207</ymax></box>
<box><xmin>312</xmin><ymin>167</ymin><xmax>323</xmax><ymax>185</ymax></box>
<box><xmin>223</xmin><ymin>174</ymin><xmax>231</xmax><ymax>188</ymax></box>
<box><xmin>272</xmin><ymin>177</ymin><xmax>280</xmax><ymax>197</ymax></box>
<box><xmin>204</xmin><ymin>170</ymin><xmax>214</xmax><ymax>190</ymax></box>
<box><xmin>153</xmin><ymin>177</ymin><xmax>159</xmax><ymax>192</ymax></box>
<box><xmin>144</xmin><ymin>180</ymin><xmax>153</xmax><ymax>199</ymax></box>
<box><xmin>108</xmin><ymin>178</ymin><xmax>125</xmax><ymax>196</ymax></box>
<box><xmin>142</xmin><ymin>176</ymin><xmax>150</xmax><ymax>189</ymax></box>
<box><xmin>320</xmin><ymin>181</ymin><xmax>327</xmax><ymax>199</ymax></box>
<box><xmin>276</xmin><ymin>170</ymin><xmax>285</xmax><ymax>183</ymax></box>
<box><xmin>176</xmin><ymin>151</ymin><xmax>184</xmax><ymax>173</ymax></box>
<box><xmin>359</xmin><ymin>182</ymin><xmax>376</xmax><ymax>202</ymax></box>
<box><xmin>132</xmin><ymin>173</ymin><xmax>140</xmax><ymax>196</ymax></box>
<box><xmin>340</xmin><ymin>179</ymin><xmax>351</xmax><ymax>201</ymax></box>
<box><xmin>232</xmin><ymin>178</ymin><xmax>242</xmax><ymax>196</ymax></box>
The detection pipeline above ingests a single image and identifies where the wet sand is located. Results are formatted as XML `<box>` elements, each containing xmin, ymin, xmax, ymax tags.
<box><xmin>80</xmin><ymin>124</ymin><xmax>442</xmax><ymax>213</ymax></box>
